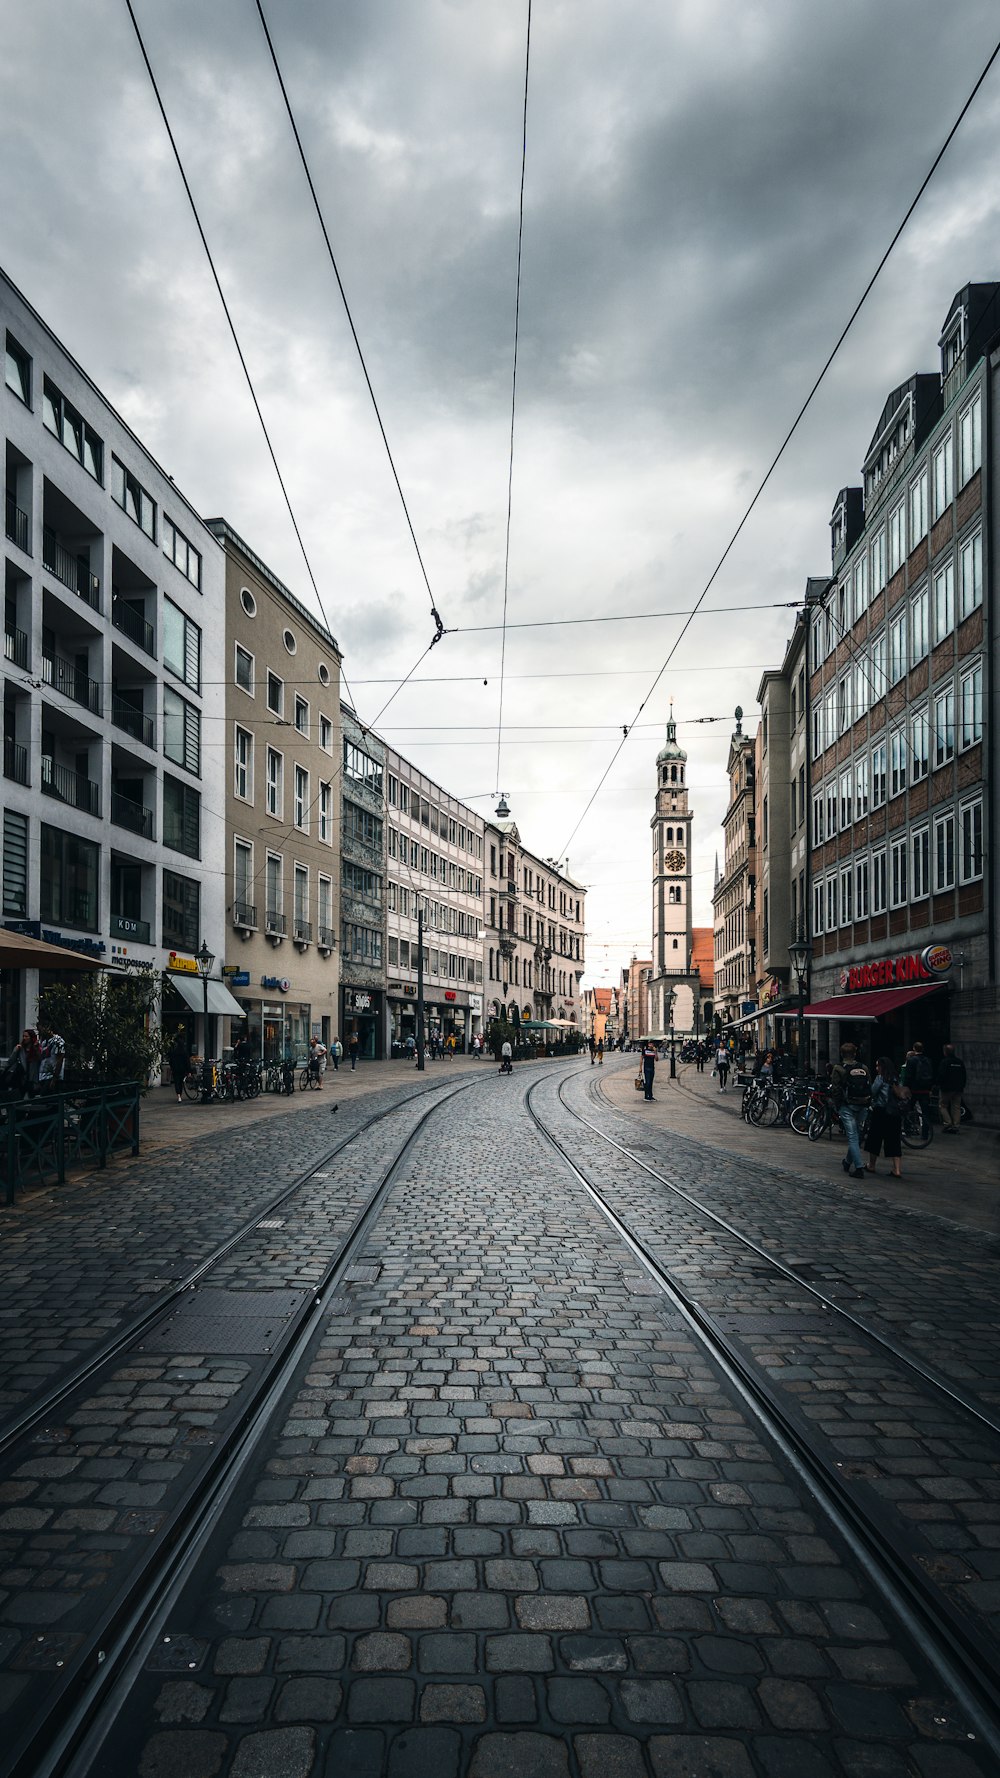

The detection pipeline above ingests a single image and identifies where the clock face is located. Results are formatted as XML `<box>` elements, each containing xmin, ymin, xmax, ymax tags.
<box><xmin>665</xmin><ymin>848</ymin><xmax>685</xmax><ymax>872</ymax></box>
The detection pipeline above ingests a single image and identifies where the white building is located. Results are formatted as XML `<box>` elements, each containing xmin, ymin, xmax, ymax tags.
<box><xmin>2</xmin><ymin>270</ymin><xmax>228</xmax><ymax>1056</ymax></box>
<box><xmin>484</xmin><ymin>801</ymin><xmax>586</xmax><ymax>1041</ymax></box>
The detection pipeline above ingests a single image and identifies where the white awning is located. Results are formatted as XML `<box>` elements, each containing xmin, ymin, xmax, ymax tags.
<box><xmin>170</xmin><ymin>975</ymin><xmax>246</xmax><ymax>1019</ymax></box>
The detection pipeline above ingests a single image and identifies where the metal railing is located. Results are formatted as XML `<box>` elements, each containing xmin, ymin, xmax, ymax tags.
<box><xmin>265</xmin><ymin>910</ymin><xmax>286</xmax><ymax>935</ymax></box>
<box><xmin>3</xmin><ymin>738</ymin><xmax>28</xmax><ymax>785</ymax></box>
<box><xmin>41</xmin><ymin>756</ymin><xmax>101</xmax><ymax>816</ymax></box>
<box><xmin>43</xmin><ymin>527</ymin><xmax>100</xmax><ymax>608</ymax></box>
<box><xmin>5</xmin><ymin>493</ymin><xmax>29</xmax><ymax>553</ymax></box>
<box><xmin>42</xmin><ymin>649</ymin><xmax>102</xmax><ymax>716</ymax></box>
<box><xmin>111</xmin><ymin>790</ymin><xmax>153</xmax><ymax>839</ymax></box>
<box><xmin>111</xmin><ymin>695</ymin><xmax>154</xmax><ymax>748</ymax></box>
<box><xmin>1</xmin><ymin>1082</ymin><xmax>141</xmax><ymax>1204</ymax></box>
<box><xmin>318</xmin><ymin>925</ymin><xmax>336</xmax><ymax>949</ymax></box>
<box><xmin>293</xmin><ymin>918</ymin><xmax>312</xmax><ymax>943</ymax></box>
<box><xmin>233</xmin><ymin>901</ymin><xmax>257</xmax><ymax>929</ymax></box>
<box><xmin>4</xmin><ymin>627</ymin><xmax>28</xmax><ymax>669</ymax></box>
<box><xmin>111</xmin><ymin>595</ymin><xmax>155</xmax><ymax>656</ymax></box>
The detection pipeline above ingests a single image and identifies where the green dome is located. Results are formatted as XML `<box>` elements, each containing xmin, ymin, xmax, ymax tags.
<box><xmin>657</xmin><ymin>714</ymin><xmax>687</xmax><ymax>764</ymax></box>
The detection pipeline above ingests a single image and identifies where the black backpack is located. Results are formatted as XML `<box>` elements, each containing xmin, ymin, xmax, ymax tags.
<box><xmin>911</xmin><ymin>1054</ymin><xmax>933</xmax><ymax>1090</ymax></box>
<box><xmin>842</xmin><ymin>1064</ymin><xmax>871</xmax><ymax>1106</ymax></box>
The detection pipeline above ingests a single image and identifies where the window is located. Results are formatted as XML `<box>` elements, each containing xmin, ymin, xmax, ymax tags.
<box><xmin>162</xmin><ymin>869</ymin><xmax>200</xmax><ymax>951</ymax></box>
<box><xmin>811</xmin><ymin>706</ymin><xmax>822</xmax><ymax>760</ymax></box>
<box><xmin>839</xmin><ymin>769</ymin><xmax>852</xmax><ymax>831</ymax></box>
<box><xmin>855</xmin><ymin>755</ymin><xmax>869</xmax><ymax>817</ymax></box>
<box><xmin>319</xmin><ymin>781</ymin><xmax>332</xmax><ymax>843</ymax></box>
<box><xmin>4</xmin><ymin>333</ymin><xmax>31</xmax><ymax>405</ymax></box>
<box><xmin>934</xmin><ymin>563</ymin><xmax>954</xmax><ymax>642</ymax></box>
<box><xmin>294</xmin><ymin>696</ymin><xmax>309</xmax><ymax>735</ymax></box>
<box><xmin>911</xmin><ymin>826</ymin><xmax>930</xmax><ymax>900</ymax></box>
<box><xmin>294</xmin><ymin>864</ymin><xmax>308</xmax><ymax>931</ymax></box>
<box><xmin>855</xmin><ymin>855</ymin><xmax>870</xmax><ymax>920</ymax></box>
<box><xmin>812</xmin><ymin>880</ymin><xmax>825</xmax><ymax>937</ymax></box>
<box><xmin>234</xmin><ymin>726</ymin><xmax>253</xmax><ymax>800</ymax></box>
<box><xmin>111</xmin><ymin>457</ymin><xmax>156</xmax><ymax>539</ymax></box>
<box><xmin>266</xmin><ymin>748</ymin><xmax>283</xmax><ymax>817</ymax></box>
<box><xmin>839</xmin><ymin>866</ymin><xmax>853</xmax><ymax>927</ymax></box>
<box><xmin>853</xmin><ymin>661</ymin><xmax>870</xmax><ymax>720</ymax></box>
<box><xmin>871</xmin><ymin>531</ymin><xmax>886</xmax><ymax>594</ymax></box>
<box><xmin>910</xmin><ymin>587</ymin><xmax>928</xmax><ymax>663</ymax></box>
<box><xmin>320</xmin><ymin>715</ymin><xmax>333</xmax><ymax>752</ymax></box>
<box><xmin>872</xmin><ymin>847</ymin><xmax>887</xmax><ymax>915</ymax></box>
<box><xmin>825</xmin><ymin>780</ymin><xmax>838</xmax><ymax>839</ymax></box>
<box><xmin>909</xmin><ymin>469</ymin><xmax>928</xmax><ymax>545</ymax></box>
<box><xmin>870</xmin><ymin>633</ymin><xmax>887</xmax><ymax>699</ymax></box>
<box><xmin>890</xmin><ymin>838</ymin><xmax>907</xmax><ymax>908</ymax></box>
<box><xmin>911</xmin><ymin>707</ymin><xmax>929</xmax><ymax>782</ymax></box>
<box><xmin>266</xmin><ymin>853</ymin><xmax>282</xmax><ymax>925</ymax></box>
<box><xmin>888</xmin><ymin>502</ymin><xmax>906</xmax><ymax>576</ymax></box>
<box><xmin>234</xmin><ymin>840</ymin><xmax>253</xmax><ymax>918</ymax></box>
<box><xmin>267</xmin><ymin>672</ymin><xmax>283</xmax><ymax>716</ymax></box>
<box><xmin>825</xmin><ymin>875</ymin><xmax>838</xmax><ymax>933</ymax></box>
<box><xmin>3</xmin><ymin>810</ymin><xmax>29</xmax><ymax>916</ymax></box>
<box><xmin>890</xmin><ymin>730</ymin><xmax>907</xmax><ymax>798</ymax></box>
<box><xmin>341</xmin><ymin>921</ymin><xmax>383</xmax><ymax>964</ymax></box>
<box><xmin>838</xmin><ymin>675</ymin><xmax>851</xmax><ymax>736</ymax></box>
<box><xmin>283</xmin><ymin>628</ymin><xmax>297</xmax><ymax>655</ymax></box>
<box><xmin>811</xmin><ymin>791</ymin><xmax>824</xmax><ymax>844</ymax></box>
<box><xmin>871</xmin><ymin>741</ymin><xmax>887</xmax><ymax>809</ymax></box>
<box><xmin>959</xmin><ymin>531</ymin><xmax>982</xmax><ymax>618</ymax></box>
<box><xmin>935</xmin><ymin>814</ymin><xmax>955</xmax><ymax>891</ymax></box>
<box><xmin>342</xmin><ymin>860</ymin><xmax>383</xmax><ymax>902</ymax></box>
<box><xmin>318</xmin><ymin>874</ymin><xmax>332</xmax><ymax>939</ymax></box>
<box><xmin>318</xmin><ymin>662</ymin><xmax>331</xmax><ymax>687</ymax></box>
<box><xmin>240</xmin><ymin>587</ymin><xmax>256</xmax><ymax>617</ymax></box>
<box><xmin>163</xmin><ymin>686</ymin><xmax>201</xmax><ymax>775</ymax></box>
<box><xmin>959</xmin><ymin>393</ymin><xmax>981</xmax><ymax>486</ymax></box>
<box><xmin>933</xmin><ymin>435</ymin><xmax>952</xmax><ymax>520</ymax></box>
<box><xmin>163</xmin><ymin>599</ymin><xmax>201</xmax><ymax>692</ymax></box>
<box><xmin>42</xmin><ymin>376</ymin><xmax>103</xmax><ymax>480</ymax></box>
<box><xmin>163</xmin><ymin>776</ymin><xmax>200</xmax><ymax>858</ymax></box>
<box><xmin>163</xmin><ymin>516</ymin><xmax>202</xmax><ymax>589</ymax></box>
<box><xmin>889</xmin><ymin>612</ymin><xmax>907</xmax><ymax>684</ymax></box>
<box><xmin>853</xmin><ymin>554</ymin><xmax>868</xmax><ymax>622</ymax></box>
<box><xmin>960</xmin><ymin>662</ymin><xmax>982</xmax><ymax>749</ymax></box>
<box><xmin>960</xmin><ymin>798</ymin><xmax>983</xmax><ymax>882</ymax></box>
<box><xmin>934</xmin><ymin>686</ymin><xmax>955</xmax><ymax>767</ymax></box>
<box><xmin>235</xmin><ymin>645</ymin><xmax>254</xmax><ymax>695</ymax></box>
<box><xmin>294</xmin><ymin>766</ymin><xmax>308</xmax><ymax>830</ymax></box>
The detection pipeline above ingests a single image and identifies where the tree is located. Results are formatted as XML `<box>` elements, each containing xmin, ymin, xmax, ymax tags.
<box><xmin>37</xmin><ymin>971</ymin><xmax>161</xmax><ymax>1089</ymax></box>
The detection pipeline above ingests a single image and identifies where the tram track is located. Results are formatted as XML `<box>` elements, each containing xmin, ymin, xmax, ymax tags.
<box><xmin>526</xmin><ymin>1071</ymin><xmax>1000</xmax><ymax>1758</ymax></box>
<box><xmin>0</xmin><ymin>1075</ymin><xmax>483</xmax><ymax>1778</ymax></box>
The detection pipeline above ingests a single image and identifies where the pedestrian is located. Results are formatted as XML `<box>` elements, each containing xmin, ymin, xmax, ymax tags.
<box><xmin>597</xmin><ymin>1039</ymin><xmax>604</xmax><ymax>1065</ymax></box>
<box><xmin>589</xmin><ymin>1033</ymin><xmax>596</xmax><ymax>1066</ymax></box>
<box><xmin>715</xmin><ymin>1044</ymin><xmax>729</xmax><ymax>1090</ymax></box>
<box><xmin>903</xmin><ymin>1041</ymin><xmax>934</xmax><ymax>1136</ymax></box>
<box><xmin>472</xmin><ymin>1033</ymin><xmax>481</xmax><ymax>1059</ymax></box>
<box><xmin>309</xmin><ymin>1035</ymin><xmax>326</xmax><ymax>1086</ymax></box>
<box><xmin>830</xmin><ymin>1041</ymin><xmax>870</xmax><ymax>1180</ymax></box>
<box><xmin>500</xmin><ymin>1037</ymin><xmax>513</xmax><ymax>1074</ymax></box>
<box><xmin>937</xmin><ymin>1043</ymin><xmax>966</xmax><ymax>1134</ymax></box>
<box><xmin>332</xmin><ymin>1038</ymin><xmax>342</xmax><ymax>1072</ymax></box>
<box><xmin>405</xmin><ymin>1034</ymin><xmax>415</xmax><ymax>1062</ymax></box>
<box><xmin>641</xmin><ymin>1037</ymin><xmax>657</xmax><ymax>1100</ymax></box>
<box><xmin>168</xmin><ymin>1028</ymin><xmax>191</xmax><ymax>1103</ymax></box>
<box><xmin>349</xmin><ymin>1031</ymin><xmax>360</xmax><ymax>1070</ymax></box>
<box><xmin>36</xmin><ymin>1021</ymin><xmax>65</xmax><ymax>1095</ymax></box>
<box><xmin>865</xmin><ymin>1056</ymin><xmax>904</xmax><ymax>1179</ymax></box>
<box><xmin>1</xmin><ymin>1028</ymin><xmax>40</xmax><ymax>1099</ymax></box>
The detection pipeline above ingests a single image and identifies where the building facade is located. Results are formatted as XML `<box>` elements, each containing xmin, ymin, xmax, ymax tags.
<box><xmin>384</xmin><ymin>751</ymin><xmax>484</xmax><ymax>1054</ymax></box>
<box><xmin>712</xmin><ymin>710</ymin><xmax>758</xmax><ymax>1032</ymax></box>
<box><xmin>2</xmin><ymin>270</ymin><xmax>227</xmax><ymax>1060</ymax></box>
<box><xmin>647</xmin><ymin>713</ymin><xmax>710</xmax><ymax>1037</ymax></box>
<box><xmin>207</xmin><ymin>518</ymin><xmax>343</xmax><ymax>1062</ymax></box>
<box><xmin>484</xmin><ymin>806</ymin><xmax>585</xmax><ymax>1039</ymax></box>
<box><xmin>340</xmin><ymin>706</ymin><xmax>387</xmax><ymax>1060</ymax></box>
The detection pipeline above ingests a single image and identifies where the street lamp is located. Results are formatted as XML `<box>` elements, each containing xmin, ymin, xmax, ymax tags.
<box><xmin>196</xmin><ymin>939</ymin><xmax>215</xmax><ymax>1102</ymax></box>
<box><xmin>788</xmin><ymin>932</ymin><xmax>813</xmax><ymax>1080</ymax></box>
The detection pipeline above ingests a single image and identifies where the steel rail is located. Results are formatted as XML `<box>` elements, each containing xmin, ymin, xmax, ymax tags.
<box><xmin>527</xmin><ymin>1075</ymin><xmax>1000</xmax><ymax>1758</ymax></box>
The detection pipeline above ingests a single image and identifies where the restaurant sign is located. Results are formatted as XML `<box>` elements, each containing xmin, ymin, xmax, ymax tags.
<box><xmin>840</xmin><ymin>944</ymin><xmax>952</xmax><ymax>993</ymax></box>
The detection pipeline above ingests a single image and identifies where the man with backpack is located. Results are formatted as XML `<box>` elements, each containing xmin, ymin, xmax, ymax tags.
<box><xmin>903</xmin><ymin>1042</ymin><xmax>934</xmax><ymax>1138</ymax></box>
<box><xmin>830</xmin><ymin>1041</ymin><xmax>870</xmax><ymax>1178</ymax></box>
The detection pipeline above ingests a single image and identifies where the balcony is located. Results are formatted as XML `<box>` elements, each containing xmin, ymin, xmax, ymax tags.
<box><xmin>3</xmin><ymin>738</ymin><xmax>27</xmax><ymax>785</ymax></box>
<box><xmin>233</xmin><ymin>902</ymin><xmax>257</xmax><ymax>930</ymax></box>
<box><xmin>4</xmin><ymin>627</ymin><xmax>28</xmax><ymax>670</ymax></box>
<box><xmin>112</xmin><ymin>595</ymin><xmax>155</xmax><ymax>656</ymax></box>
<box><xmin>111</xmin><ymin>695</ymin><xmax>154</xmax><ymax>749</ymax></box>
<box><xmin>111</xmin><ymin>912</ymin><xmax>151</xmax><ymax>944</ymax></box>
<box><xmin>5</xmin><ymin>493</ymin><xmax>29</xmax><ymax>554</ymax></box>
<box><xmin>265</xmin><ymin>909</ymin><xmax>286</xmax><ymax>938</ymax></box>
<box><xmin>43</xmin><ymin>527</ymin><xmax>100</xmax><ymax>609</ymax></box>
<box><xmin>292</xmin><ymin>918</ymin><xmax>312</xmax><ymax>944</ymax></box>
<box><xmin>111</xmin><ymin>791</ymin><xmax>153</xmax><ymax>840</ymax></box>
<box><xmin>318</xmin><ymin>925</ymin><xmax>336</xmax><ymax>951</ymax></box>
<box><xmin>41</xmin><ymin>756</ymin><xmax>100</xmax><ymax>817</ymax></box>
<box><xmin>42</xmin><ymin>650</ymin><xmax>102</xmax><ymax>717</ymax></box>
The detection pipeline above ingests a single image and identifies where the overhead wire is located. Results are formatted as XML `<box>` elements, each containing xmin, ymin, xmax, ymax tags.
<box><xmin>494</xmin><ymin>0</ymin><xmax>532</xmax><ymax>795</ymax></box>
<box><xmin>554</xmin><ymin>27</ymin><xmax>1000</xmax><ymax>861</ymax></box>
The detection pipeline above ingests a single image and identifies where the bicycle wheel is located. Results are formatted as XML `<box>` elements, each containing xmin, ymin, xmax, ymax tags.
<box><xmin>753</xmin><ymin>1091</ymin><xmax>780</xmax><ymax>1128</ymax></box>
<box><xmin>182</xmin><ymin>1071</ymin><xmax>201</xmax><ymax>1103</ymax></box>
<box><xmin>788</xmin><ymin>1102</ymin><xmax>811</xmax><ymax>1136</ymax></box>
<box><xmin>298</xmin><ymin>1067</ymin><xmax>310</xmax><ymax>1091</ymax></box>
<box><xmin>807</xmin><ymin>1107</ymin><xmax>831</xmax><ymax>1142</ymax></box>
<box><xmin>902</xmin><ymin>1105</ymin><xmax>932</xmax><ymax>1149</ymax></box>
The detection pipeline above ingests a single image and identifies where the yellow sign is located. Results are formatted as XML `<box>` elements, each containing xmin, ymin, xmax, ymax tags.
<box><xmin>168</xmin><ymin>952</ymin><xmax>199</xmax><ymax>974</ymax></box>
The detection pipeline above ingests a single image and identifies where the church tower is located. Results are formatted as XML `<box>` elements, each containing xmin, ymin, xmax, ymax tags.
<box><xmin>649</xmin><ymin>708</ymin><xmax>696</xmax><ymax>1034</ymax></box>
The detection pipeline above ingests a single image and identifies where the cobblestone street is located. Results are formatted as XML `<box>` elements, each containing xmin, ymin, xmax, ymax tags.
<box><xmin>1</xmin><ymin>1054</ymin><xmax>998</xmax><ymax>1776</ymax></box>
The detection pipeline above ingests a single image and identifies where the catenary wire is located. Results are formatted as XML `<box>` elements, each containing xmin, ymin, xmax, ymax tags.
<box><xmin>452</xmin><ymin>600</ymin><xmax>804</xmax><ymax>633</ymax></box>
<box><xmin>494</xmin><ymin>0</ymin><xmax>532</xmax><ymax>795</ymax></box>
<box><xmin>554</xmin><ymin>27</ymin><xmax>1000</xmax><ymax>861</ymax></box>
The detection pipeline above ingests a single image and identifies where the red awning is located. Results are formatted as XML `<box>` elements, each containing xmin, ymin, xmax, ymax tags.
<box><xmin>802</xmin><ymin>982</ymin><xmax>946</xmax><ymax>1022</ymax></box>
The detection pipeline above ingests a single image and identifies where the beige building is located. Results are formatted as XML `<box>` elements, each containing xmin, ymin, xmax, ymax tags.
<box><xmin>485</xmin><ymin>801</ymin><xmax>585</xmax><ymax>1039</ymax></box>
<box><xmin>624</xmin><ymin>956</ymin><xmax>652</xmax><ymax>1043</ymax></box>
<box><xmin>712</xmin><ymin>709</ymin><xmax>759</xmax><ymax>1032</ymax></box>
<box><xmin>750</xmin><ymin>605</ymin><xmax>813</xmax><ymax>1053</ymax></box>
<box><xmin>208</xmin><ymin>519</ymin><xmax>343</xmax><ymax>1061</ymax></box>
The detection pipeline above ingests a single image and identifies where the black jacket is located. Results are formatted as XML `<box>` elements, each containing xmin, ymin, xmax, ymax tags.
<box><xmin>937</xmin><ymin>1055</ymin><xmax>966</xmax><ymax>1092</ymax></box>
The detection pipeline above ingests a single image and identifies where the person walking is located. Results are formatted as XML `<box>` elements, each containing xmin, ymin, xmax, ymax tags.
<box><xmin>641</xmin><ymin>1038</ymin><xmax>657</xmax><ymax>1100</ymax></box>
<box><xmin>937</xmin><ymin>1043</ymin><xmax>966</xmax><ymax>1135</ymax></box>
<box><xmin>168</xmin><ymin>1029</ymin><xmax>191</xmax><ymax>1103</ymax></box>
<box><xmin>715</xmin><ymin>1044</ymin><xmax>730</xmax><ymax>1090</ymax></box>
<box><xmin>36</xmin><ymin>1022</ymin><xmax>65</xmax><ymax>1095</ymax></box>
<box><xmin>2</xmin><ymin>1028</ymin><xmax>40</xmax><ymax>1099</ymax></box>
<box><xmin>349</xmin><ymin>1031</ymin><xmax>360</xmax><ymax>1071</ymax></box>
<box><xmin>597</xmin><ymin>1039</ymin><xmax>604</xmax><ymax>1065</ymax></box>
<box><xmin>332</xmin><ymin>1038</ymin><xmax>342</xmax><ymax>1072</ymax></box>
<box><xmin>589</xmin><ymin>1034</ymin><xmax>596</xmax><ymax>1066</ymax></box>
<box><xmin>309</xmin><ymin>1035</ymin><xmax>326</xmax><ymax>1086</ymax></box>
<box><xmin>903</xmin><ymin>1041</ymin><xmax>934</xmax><ymax>1138</ymax></box>
<box><xmin>865</xmin><ymin>1056</ymin><xmax>904</xmax><ymax>1179</ymax></box>
<box><xmin>830</xmin><ymin>1041</ymin><xmax>870</xmax><ymax>1180</ymax></box>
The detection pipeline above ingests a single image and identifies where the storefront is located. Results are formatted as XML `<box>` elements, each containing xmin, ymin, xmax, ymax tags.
<box><xmin>387</xmin><ymin>986</ymin><xmax>479</xmax><ymax>1056</ymax></box>
<box><xmin>342</xmin><ymin>985</ymin><xmax>383</xmax><ymax>1061</ymax></box>
<box><xmin>162</xmin><ymin>954</ymin><xmax>246</xmax><ymax>1062</ymax></box>
<box><xmin>800</xmin><ymin>943</ymin><xmax>953</xmax><ymax>1069</ymax></box>
<box><xmin>230</xmin><ymin>973</ymin><xmax>315</xmax><ymax>1062</ymax></box>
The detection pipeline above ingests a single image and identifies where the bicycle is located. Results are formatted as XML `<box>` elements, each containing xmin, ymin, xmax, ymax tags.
<box><xmin>900</xmin><ymin>1097</ymin><xmax>932</xmax><ymax>1149</ymax></box>
<box><xmin>298</xmin><ymin>1063</ymin><xmax>321</xmax><ymax>1091</ymax></box>
<box><xmin>182</xmin><ymin>1058</ymin><xmax>218</xmax><ymax>1102</ymax></box>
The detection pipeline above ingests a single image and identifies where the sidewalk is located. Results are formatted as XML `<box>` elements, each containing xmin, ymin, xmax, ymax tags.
<box><xmin>603</xmin><ymin>1056</ymin><xmax>1000</xmax><ymax>1236</ymax></box>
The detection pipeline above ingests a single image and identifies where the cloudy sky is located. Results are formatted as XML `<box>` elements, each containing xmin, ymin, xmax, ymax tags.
<box><xmin>5</xmin><ymin>0</ymin><xmax>1000</xmax><ymax>981</ymax></box>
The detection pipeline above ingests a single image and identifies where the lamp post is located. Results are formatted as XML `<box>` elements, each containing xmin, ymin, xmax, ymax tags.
<box><xmin>788</xmin><ymin>932</ymin><xmax>813</xmax><ymax>1080</ymax></box>
<box><xmin>196</xmin><ymin>939</ymin><xmax>215</xmax><ymax>1102</ymax></box>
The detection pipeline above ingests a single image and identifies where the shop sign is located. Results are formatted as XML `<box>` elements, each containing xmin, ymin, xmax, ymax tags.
<box><xmin>401</xmin><ymin>984</ymin><xmax>416</xmax><ymax>996</ymax></box>
<box><xmin>740</xmin><ymin>1001</ymin><xmax>757</xmax><ymax>1016</ymax></box>
<box><xmin>761</xmin><ymin>979</ymin><xmax>782</xmax><ymax>1004</ymax></box>
<box><xmin>228</xmin><ymin>971</ymin><xmax>250</xmax><ymax>988</ymax></box>
<box><xmin>4</xmin><ymin>919</ymin><xmax>106</xmax><ymax>959</ymax></box>
<box><xmin>111</xmin><ymin>949</ymin><xmax>155</xmax><ymax>973</ymax></box>
<box><xmin>350</xmin><ymin>990</ymin><xmax>373</xmax><ymax>1012</ymax></box>
<box><xmin>168</xmin><ymin>951</ymin><xmax>199</xmax><ymax>974</ymax></box>
<box><xmin>221</xmin><ymin>964</ymin><xmax>239</xmax><ymax>976</ymax></box>
<box><xmin>261</xmin><ymin>975</ymin><xmax>291</xmax><ymax>992</ymax></box>
<box><xmin>444</xmin><ymin>990</ymin><xmax>456</xmax><ymax>1002</ymax></box>
<box><xmin>839</xmin><ymin>944</ymin><xmax>952</xmax><ymax>993</ymax></box>
<box><xmin>469</xmin><ymin>995</ymin><xmax>482</xmax><ymax>1013</ymax></box>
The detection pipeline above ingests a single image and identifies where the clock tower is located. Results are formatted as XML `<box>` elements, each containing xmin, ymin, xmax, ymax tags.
<box><xmin>649</xmin><ymin>708</ymin><xmax>697</xmax><ymax>1035</ymax></box>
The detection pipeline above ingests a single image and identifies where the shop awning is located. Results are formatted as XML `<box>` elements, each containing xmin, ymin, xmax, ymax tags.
<box><xmin>170</xmin><ymin>975</ymin><xmax>247</xmax><ymax>1019</ymax></box>
<box><xmin>801</xmin><ymin>982</ymin><xmax>946</xmax><ymax>1023</ymax></box>
<box><xmin>0</xmin><ymin>928</ymin><xmax>104</xmax><ymax>970</ymax></box>
<box><xmin>723</xmin><ymin>1007</ymin><xmax>764</xmax><ymax>1030</ymax></box>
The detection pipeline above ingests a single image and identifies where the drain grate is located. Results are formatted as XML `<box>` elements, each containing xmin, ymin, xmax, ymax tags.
<box><xmin>139</xmin><ymin>1287</ymin><xmax>312</xmax><ymax>1355</ymax></box>
<box><xmin>344</xmin><ymin>1264</ymin><xmax>382</xmax><ymax>1284</ymax></box>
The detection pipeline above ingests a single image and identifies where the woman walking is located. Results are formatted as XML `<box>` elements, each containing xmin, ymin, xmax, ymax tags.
<box><xmin>641</xmin><ymin>1038</ymin><xmax>657</xmax><ymax>1101</ymax></box>
<box><xmin>865</xmin><ymin>1056</ymin><xmax>904</xmax><ymax>1180</ymax></box>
